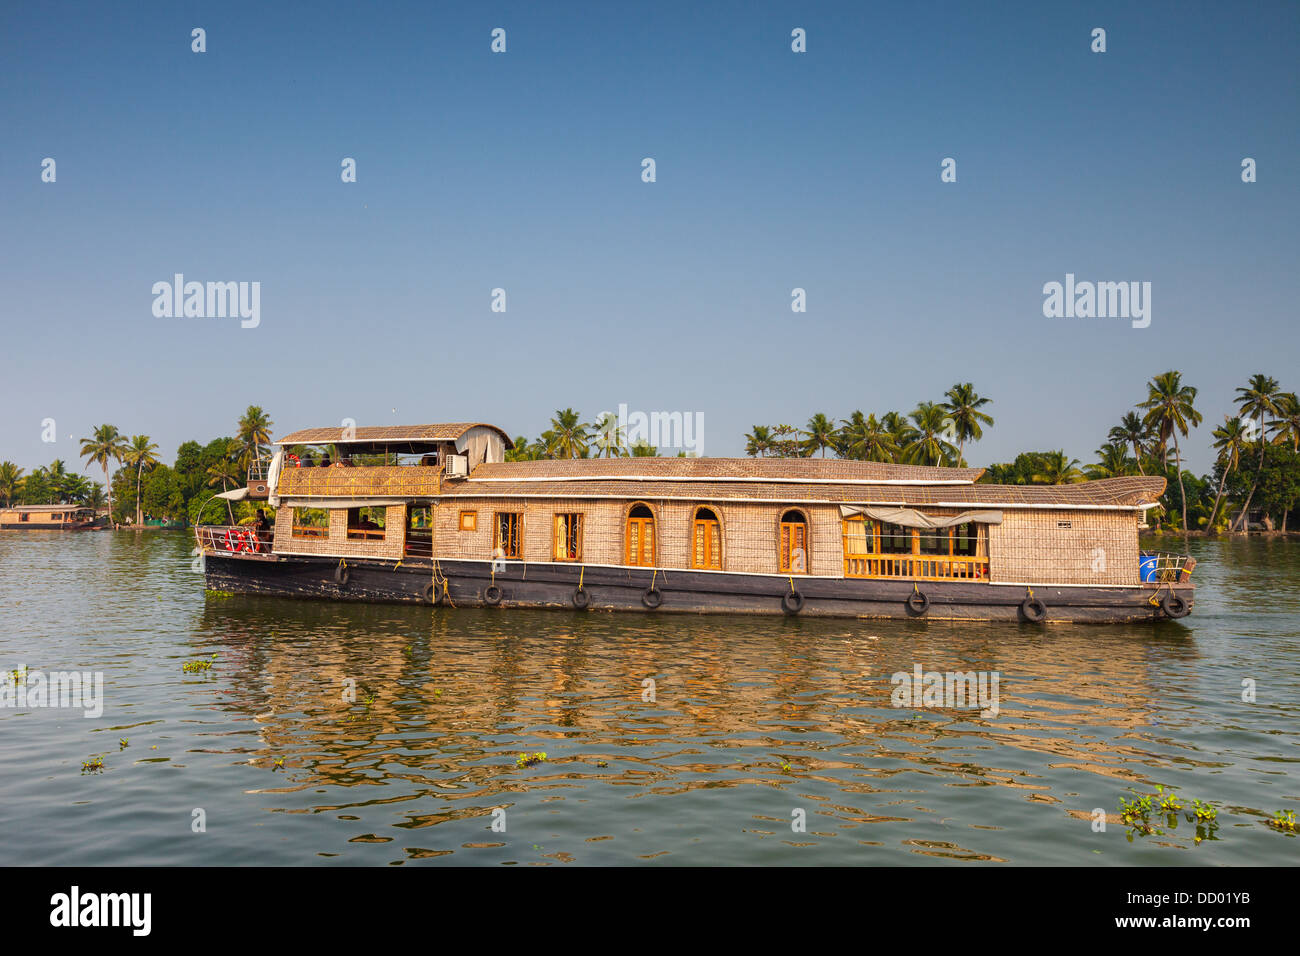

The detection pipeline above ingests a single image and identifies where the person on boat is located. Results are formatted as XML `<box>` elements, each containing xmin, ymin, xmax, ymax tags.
<box><xmin>320</xmin><ymin>451</ymin><xmax>332</xmax><ymax>468</ymax></box>
<box><xmin>253</xmin><ymin>509</ymin><xmax>270</xmax><ymax>551</ymax></box>
<box><xmin>301</xmin><ymin>451</ymin><xmax>315</xmax><ymax>468</ymax></box>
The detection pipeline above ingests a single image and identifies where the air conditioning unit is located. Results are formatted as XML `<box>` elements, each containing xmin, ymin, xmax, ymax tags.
<box><xmin>444</xmin><ymin>454</ymin><xmax>468</xmax><ymax>479</ymax></box>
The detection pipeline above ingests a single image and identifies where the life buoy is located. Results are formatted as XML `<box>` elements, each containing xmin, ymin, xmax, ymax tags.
<box><xmin>642</xmin><ymin>587</ymin><xmax>663</xmax><ymax>609</ymax></box>
<box><xmin>334</xmin><ymin>564</ymin><xmax>349</xmax><ymax>587</ymax></box>
<box><xmin>1160</xmin><ymin>591</ymin><xmax>1190</xmax><ymax>619</ymax></box>
<box><xmin>423</xmin><ymin>582</ymin><xmax>438</xmax><ymax>605</ymax></box>
<box><xmin>1020</xmin><ymin>596</ymin><xmax>1047</xmax><ymax>623</ymax></box>
<box><xmin>781</xmin><ymin>589</ymin><xmax>805</xmax><ymax>615</ymax></box>
<box><xmin>223</xmin><ymin>529</ymin><xmax>239</xmax><ymax>552</ymax></box>
<box><xmin>906</xmin><ymin>590</ymin><xmax>930</xmax><ymax>616</ymax></box>
<box><xmin>572</xmin><ymin>587</ymin><xmax>591</xmax><ymax>609</ymax></box>
<box><xmin>484</xmin><ymin>584</ymin><xmax>503</xmax><ymax>606</ymax></box>
<box><xmin>286</xmin><ymin>453</ymin><xmax>300</xmax><ymax>468</ymax></box>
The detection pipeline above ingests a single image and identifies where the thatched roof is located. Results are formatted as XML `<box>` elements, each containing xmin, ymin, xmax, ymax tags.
<box><xmin>469</xmin><ymin>457</ymin><xmax>984</xmax><ymax>484</ymax></box>
<box><xmin>278</xmin><ymin>423</ymin><xmax>513</xmax><ymax>448</ymax></box>
<box><xmin>445</xmin><ymin>464</ymin><xmax>1165</xmax><ymax>510</ymax></box>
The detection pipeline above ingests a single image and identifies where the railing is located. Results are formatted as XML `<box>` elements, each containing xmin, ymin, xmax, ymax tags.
<box><xmin>1140</xmin><ymin>551</ymin><xmax>1196</xmax><ymax>583</ymax></box>
<box><xmin>844</xmin><ymin>554</ymin><xmax>989</xmax><ymax>580</ymax></box>
<box><xmin>196</xmin><ymin>524</ymin><xmax>273</xmax><ymax>555</ymax></box>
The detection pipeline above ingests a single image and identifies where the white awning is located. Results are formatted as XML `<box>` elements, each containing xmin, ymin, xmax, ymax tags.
<box><xmin>215</xmin><ymin>487</ymin><xmax>250</xmax><ymax>501</ymax></box>
<box><xmin>839</xmin><ymin>504</ymin><xmax>1002</xmax><ymax>528</ymax></box>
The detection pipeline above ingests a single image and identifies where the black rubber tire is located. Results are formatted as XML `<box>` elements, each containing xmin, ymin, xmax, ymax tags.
<box><xmin>484</xmin><ymin>584</ymin><xmax>503</xmax><ymax>606</ymax></box>
<box><xmin>1020</xmin><ymin>597</ymin><xmax>1047</xmax><ymax>623</ymax></box>
<box><xmin>1160</xmin><ymin>591</ymin><xmax>1190</xmax><ymax>619</ymax></box>
<box><xmin>906</xmin><ymin>590</ymin><xmax>929</xmax><ymax>616</ymax></box>
<box><xmin>423</xmin><ymin>583</ymin><xmax>438</xmax><ymax>605</ymax></box>
<box><xmin>642</xmin><ymin>587</ymin><xmax>663</xmax><ymax>609</ymax></box>
<box><xmin>572</xmin><ymin>587</ymin><xmax>591</xmax><ymax>610</ymax></box>
<box><xmin>334</xmin><ymin>564</ymin><xmax>349</xmax><ymax>587</ymax></box>
<box><xmin>781</xmin><ymin>590</ymin><xmax>805</xmax><ymax>615</ymax></box>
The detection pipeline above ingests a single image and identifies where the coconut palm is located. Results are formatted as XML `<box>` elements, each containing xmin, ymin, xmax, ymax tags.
<box><xmin>0</xmin><ymin>462</ymin><xmax>24</xmax><ymax>506</ymax></box>
<box><xmin>1269</xmin><ymin>392</ymin><xmax>1300</xmax><ymax>452</ymax></box>
<box><xmin>840</xmin><ymin>411</ymin><xmax>899</xmax><ymax>463</ymax></box>
<box><xmin>801</xmin><ymin>413</ymin><xmax>837</xmax><ymax>458</ymax></box>
<box><xmin>881</xmin><ymin>411</ymin><xmax>917</xmax><ymax>461</ymax></box>
<box><xmin>591</xmin><ymin>412</ymin><xmax>628</xmax><ymax>458</ymax></box>
<box><xmin>84</xmin><ymin>482</ymin><xmax>106</xmax><ymax>512</ymax></box>
<box><xmin>1086</xmin><ymin>442</ymin><xmax>1133</xmax><ymax>480</ymax></box>
<box><xmin>1206</xmin><ymin>416</ymin><xmax>1251</xmax><ymax>533</ymax></box>
<box><xmin>1140</xmin><ymin>370</ymin><xmax>1202</xmax><ymax>546</ymax></box>
<box><xmin>942</xmin><ymin>383</ymin><xmax>994</xmax><ymax>467</ymax></box>
<box><xmin>1032</xmin><ymin>450</ymin><xmax>1086</xmax><ymax>484</ymax></box>
<box><xmin>80</xmin><ymin>425</ymin><xmax>127</xmax><ymax>525</ymax></box>
<box><xmin>237</xmin><ymin>405</ymin><xmax>274</xmax><ymax>469</ymax></box>
<box><xmin>46</xmin><ymin>459</ymin><xmax>70</xmax><ymax>502</ymax></box>
<box><xmin>1231</xmin><ymin>374</ymin><xmax>1284</xmax><ymax>530</ymax></box>
<box><xmin>905</xmin><ymin>403</ymin><xmax>958</xmax><ymax>466</ymax></box>
<box><xmin>544</xmin><ymin>409</ymin><xmax>592</xmax><ymax>459</ymax></box>
<box><xmin>205</xmin><ymin>439</ymin><xmax>244</xmax><ymax>523</ymax></box>
<box><xmin>1108</xmin><ymin>412</ymin><xmax>1151</xmax><ymax>476</ymax></box>
<box><xmin>744</xmin><ymin>425</ymin><xmax>774</xmax><ymax>458</ymax></box>
<box><xmin>124</xmin><ymin>435</ymin><xmax>160</xmax><ymax>526</ymax></box>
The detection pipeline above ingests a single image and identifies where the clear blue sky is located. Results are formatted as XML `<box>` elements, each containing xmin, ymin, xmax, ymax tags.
<box><xmin>2</xmin><ymin>0</ymin><xmax>1296</xmax><ymax>476</ymax></box>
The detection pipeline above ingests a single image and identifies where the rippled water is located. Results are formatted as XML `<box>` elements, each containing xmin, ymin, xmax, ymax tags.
<box><xmin>0</xmin><ymin>531</ymin><xmax>1296</xmax><ymax>865</ymax></box>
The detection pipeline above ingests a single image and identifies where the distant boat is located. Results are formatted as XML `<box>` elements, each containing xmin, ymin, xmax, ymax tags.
<box><xmin>0</xmin><ymin>505</ymin><xmax>101</xmax><ymax>530</ymax></box>
<box><xmin>194</xmin><ymin>421</ymin><xmax>1195</xmax><ymax>623</ymax></box>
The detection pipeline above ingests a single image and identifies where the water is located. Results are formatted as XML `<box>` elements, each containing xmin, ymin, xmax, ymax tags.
<box><xmin>1</xmin><ymin>531</ymin><xmax>1296</xmax><ymax>865</ymax></box>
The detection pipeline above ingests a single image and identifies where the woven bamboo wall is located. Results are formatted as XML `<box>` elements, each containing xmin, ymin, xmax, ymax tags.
<box><xmin>278</xmin><ymin>466</ymin><xmax>441</xmax><ymax>498</ymax></box>
<box><xmin>987</xmin><ymin>510</ymin><xmax>1138</xmax><ymax>585</ymax></box>
<box><xmin>272</xmin><ymin>504</ymin><xmax>406</xmax><ymax>560</ymax></box>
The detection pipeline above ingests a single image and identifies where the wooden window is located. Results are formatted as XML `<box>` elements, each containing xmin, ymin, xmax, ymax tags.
<box><xmin>692</xmin><ymin>507</ymin><xmax>722</xmax><ymax>569</ymax></box>
<box><xmin>346</xmin><ymin>506</ymin><xmax>386</xmax><ymax>540</ymax></box>
<box><xmin>19</xmin><ymin>513</ymin><xmax>30</xmax><ymax>522</ymax></box>
<box><xmin>292</xmin><ymin>507</ymin><xmax>329</xmax><ymax>538</ymax></box>
<box><xmin>553</xmin><ymin>513</ymin><xmax>583</xmax><ymax>561</ymax></box>
<box><xmin>495</xmin><ymin>512</ymin><xmax>523</xmax><ymax>559</ymax></box>
<box><xmin>459</xmin><ymin>510</ymin><xmax>477</xmax><ymax>531</ymax></box>
<box><xmin>842</xmin><ymin>517</ymin><xmax>988</xmax><ymax>580</ymax></box>
<box><xmin>625</xmin><ymin>504</ymin><xmax>655</xmax><ymax>566</ymax></box>
<box><xmin>778</xmin><ymin>509</ymin><xmax>808</xmax><ymax>574</ymax></box>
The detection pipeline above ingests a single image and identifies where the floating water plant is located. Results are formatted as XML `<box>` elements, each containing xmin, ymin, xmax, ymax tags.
<box><xmin>780</xmin><ymin>761</ymin><xmax>793</xmax><ymax>774</ymax></box>
<box><xmin>81</xmin><ymin>755</ymin><xmax>104</xmax><ymax>773</ymax></box>
<box><xmin>272</xmin><ymin>757</ymin><xmax>285</xmax><ymax>770</ymax></box>
<box><xmin>516</xmin><ymin>752</ymin><xmax>547</xmax><ymax>768</ymax></box>
<box><xmin>118</xmin><ymin>738</ymin><xmax>128</xmax><ymax>749</ymax></box>
<box><xmin>1269</xmin><ymin>810</ymin><xmax>1296</xmax><ymax>832</ymax></box>
<box><xmin>1119</xmin><ymin>785</ymin><xmax>1218</xmax><ymax>843</ymax></box>
<box><xmin>182</xmin><ymin>659</ymin><xmax>214</xmax><ymax>673</ymax></box>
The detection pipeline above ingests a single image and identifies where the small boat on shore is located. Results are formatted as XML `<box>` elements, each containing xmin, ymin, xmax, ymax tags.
<box><xmin>194</xmin><ymin>422</ymin><xmax>1195</xmax><ymax>623</ymax></box>
<box><xmin>0</xmin><ymin>505</ymin><xmax>101</xmax><ymax>531</ymax></box>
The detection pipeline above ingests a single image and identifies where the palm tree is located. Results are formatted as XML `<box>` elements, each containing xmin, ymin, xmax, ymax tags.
<box><xmin>1108</xmin><ymin>412</ymin><xmax>1151</xmax><ymax>476</ymax></box>
<box><xmin>905</xmin><ymin>403</ymin><xmax>958</xmax><ymax>466</ymax></box>
<box><xmin>237</xmin><ymin>405</ymin><xmax>274</xmax><ymax>469</ymax></box>
<box><xmin>1269</xmin><ymin>392</ymin><xmax>1300</xmax><ymax>452</ymax></box>
<box><xmin>545</xmin><ymin>409</ymin><xmax>592</xmax><ymax>459</ymax></box>
<box><xmin>629</xmin><ymin>439</ymin><xmax>658</xmax><ymax>457</ymax></box>
<box><xmin>840</xmin><ymin>411</ymin><xmax>899</xmax><ymax>463</ymax></box>
<box><xmin>124</xmin><ymin>435</ymin><xmax>160</xmax><ymax>527</ymax></box>
<box><xmin>84</xmin><ymin>482</ymin><xmax>106</xmax><ymax>513</ymax></box>
<box><xmin>591</xmin><ymin>412</ymin><xmax>627</xmax><ymax>458</ymax></box>
<box><xmin>63</xmin><ymin>474</ymin><xmax>91</xmax><ymax>504</ymax></box>
<box><xmin>881</xmin><ymin>411</ymin><xmax>916</xmax><ymax>462</ymax></box>
<box><xmin>0</xmin><ymin>462</ymin><xmax>24</xmax><ymax>506</ymax></box>
<box><xmin>801</xmin><ymin>413</ymin><xmax>837</xmax><ymax>458</ymax></box>
<box><xmin>47</xmin><ymin>459</ymin><xmax>70</xmax><ymax>502</ymax></box>
<box><xmin>744</xmin><ymin>425</ymin><xmax>773</xmax><ymax>458</ymax></box>
<box><xmin>1032</xmin><ymin>450</ymin><xmax>1086</xmax><ymax>484</ymax></box>
<box><xmin>205</xmin><ymin>439</ymin><xmax>244</xmax><ymax>523</ymax></box>
<box><xmin>942</xmin><ymin>383</ymin><xmax>993</xmax><ymax>467</ymax></box>
<box><xmin>1140</xmin><ymin>370</ymin><xmax>1202</xmax><ymax>546</ymax></box>
<box><xmin>1086</xmin><ymin>442</ymin><xmax>1133</xmax><ymax>480</ymax></box>
<box><xmin>80</xmin><ymin>425</ymin><xmax>127</xmax><ymax>525</ymax></box>
<box><xmin>1206</xmin><ymin>416</ymin><xmax>1250</xmax><ymax>533</ymax></box>
<box><xmin>1231</xmin><ymin>374</ymin><xmax>1284</xmax><ymax>530</ymax></box>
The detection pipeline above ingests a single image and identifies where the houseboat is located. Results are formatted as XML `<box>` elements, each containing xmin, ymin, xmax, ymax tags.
<box><xmin>195</xmin><ymin>422</ymin><xmax>1195</xmax><ymax>623</ymax></box>
<box><xmin>0</xmin><ymin>505</ymin><xmax>101</xmax><ymax>530</ymax></box>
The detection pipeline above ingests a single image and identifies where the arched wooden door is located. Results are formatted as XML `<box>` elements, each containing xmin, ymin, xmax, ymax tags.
<box><xmin>625</xmin><ymin>503</ymin><xmax>656</xmax><ymax>566</ymax></box>
<box><xmin>779</xmin><ymin>509</ymin><xmax>808</xmax><ymax>573</ymax></box>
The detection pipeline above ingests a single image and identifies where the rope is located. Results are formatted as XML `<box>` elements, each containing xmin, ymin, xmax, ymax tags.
<box><xmin>578</xmin><ymin>565</ymin><xmax>585</xmax><ymax>589</ymax></box>
<box><xmin>790</xmin><ymin>576</ymin><xmax>797</xmax><ymax>593</ymax></box>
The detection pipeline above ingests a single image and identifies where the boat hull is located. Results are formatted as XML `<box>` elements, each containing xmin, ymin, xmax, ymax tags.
<box><xmin>202</xmin><ymin>553</ymin><xmax>1193</xmax><ymax>624</ymax></box>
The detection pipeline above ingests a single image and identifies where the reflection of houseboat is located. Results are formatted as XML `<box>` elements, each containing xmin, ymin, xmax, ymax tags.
<box><xmin>0</xmin><ymin>505</ymin><xmax>101</xmax><ymax>530</ymax></box>
<box><xmin>196</xmin><ymin>423</ymin><xmax>1195</xmax><ymax>623</ymax></box>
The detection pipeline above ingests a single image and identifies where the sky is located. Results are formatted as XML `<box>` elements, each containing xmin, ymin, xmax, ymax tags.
<box><xmin>1</xmin><ymin>0</ymin><xmax>1296</xmax><ymax>477</ymax></box>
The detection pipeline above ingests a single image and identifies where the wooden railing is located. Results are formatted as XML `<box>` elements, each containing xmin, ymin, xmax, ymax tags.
<box><xmin>844</xmin><ymin>554</ymin><xmax>988</xmax><ymax>580</ymax></box>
